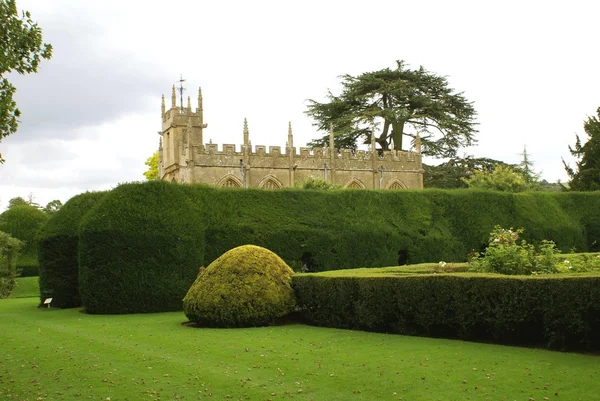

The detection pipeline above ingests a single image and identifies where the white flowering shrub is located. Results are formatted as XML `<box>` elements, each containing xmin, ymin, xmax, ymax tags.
<box><xmin>558</xmin><ymin>253</ymin><xmax>600</xmax><ymax>273</ymax></box>
<box><xmin>469</xmin><ymin>226</ymin><xmax>560</xmax><ymax>275</ymax></box>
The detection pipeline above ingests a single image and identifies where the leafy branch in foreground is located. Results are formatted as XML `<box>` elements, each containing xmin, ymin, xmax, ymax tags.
<box><xmin>0</xmin><ymin>0</ymin><xmax>53</xmax><ymax>163</ymax></box>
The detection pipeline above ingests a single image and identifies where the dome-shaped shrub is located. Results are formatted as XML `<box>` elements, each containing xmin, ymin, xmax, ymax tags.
<box><xmin>183</xmin><ymin>245</ymin><xmax>296</xmax><ymax>327</ymax></box>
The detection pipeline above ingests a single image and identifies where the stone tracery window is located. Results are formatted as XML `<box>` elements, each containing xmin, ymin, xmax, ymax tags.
<box><xmin>387</xmin><ymin>179</ymin><xmax>407</xmax><ymax>190</ymax></box>
<box><xmin>221</xmin><ymin>177</ymin><xmax>241</xmax><ymax>188</ymax></box>
<box><xmin>262</xmin><ymin>179</ymin><xmax>281</xmax><ymax>190</ymax></box>
<box><xmin>344</xmin><ymin>178</ymin><xmax>365</xmax><ymax>189</ymax></box>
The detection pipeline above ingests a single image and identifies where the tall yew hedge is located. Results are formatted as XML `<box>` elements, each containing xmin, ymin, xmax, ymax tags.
<box><xmin>78</xmin><ymin>181</ymin><xmax>205</xmax><ymax>314</ymax></box>
<box><xmin>37</xmin><ymin>191</ymin><xmax>107</xmax><ymax>308</ymax></box>
<box><xmin>35</xmin><ymin>181</ymin><xmax>600</xmax><ymax>314</ymax></box>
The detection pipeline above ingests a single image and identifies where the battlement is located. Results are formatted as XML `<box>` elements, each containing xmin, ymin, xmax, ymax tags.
<box><xmin>198</xmin><ymin>143</ymin><xmax>420</xmax><ymax>163</ymax></box>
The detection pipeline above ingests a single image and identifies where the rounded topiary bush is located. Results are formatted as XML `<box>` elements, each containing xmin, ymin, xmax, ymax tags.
<box><xmin>183</xmin><ymin>245</ymin><xmax>296</xmax><ymax>327</ymax></box>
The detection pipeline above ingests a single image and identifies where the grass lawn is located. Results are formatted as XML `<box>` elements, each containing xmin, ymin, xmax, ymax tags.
<box><xmin>9</xmin><ymin>276</ymin><xmax>40</xmax><ymax>299</ymax></box>
<box><xmin>1</xmin><ymin>280</ymin><xmax>599</xmax><ymax>400</ymax></box>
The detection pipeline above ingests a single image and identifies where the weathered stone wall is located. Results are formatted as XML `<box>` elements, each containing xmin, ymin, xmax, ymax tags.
<box><xmin>169</xmin><ymin>145</ymin><xmax>423</xmax><ymax>189</ymax></box>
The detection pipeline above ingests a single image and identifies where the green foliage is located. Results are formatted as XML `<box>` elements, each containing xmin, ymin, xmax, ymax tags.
<box><xmin>69</xmin><ymin>184</ymin><xmax>600</xmax><ymax>313</ymax></box>
<box><xmin>468</xmin><ymin>226</ymin><xmax>559</xmax><ymax>275</ymax></box>
<box><xmin>183</xmin><ymin>245</ymin><xmax>296</xmax><ymax>327</ymax></box>
<box><xmin>555</xmin><ymin>191</ymin><xmax>600</xmax><ymax>252</ymax></box>
<box><xmin>293</xmin><ymin>273</ymin><xmax>600</xmax><ymax>351</ymax></box>
<box><xmin>519</xmin><ymin>145</ymin><xmax>540</xmax><ymax>184</ymax></box>
<box><xmin>295</xmin><ymin>176</ymin><xmax>338</xmax><ymax>190</ymax></box>
<box><xmin>6</xmin><ymin>193</ymin><xmax>43</xmax><ymax>210</ymax></box>
<box><xmin>463</xmin><ymin>165</ymin><xmax>536</xmax><ymax>192</ymax></box>
<box><xmin>306</xmin><ymin>60</ymin><xmax>477</xmax><ymax>158</ymax></box>
<box><xmin>0</xmin><ymin>204</ymin><xmax>48</xmax><ymax>276</ymax></box>
<box><xmin>7</xmin><ymin>196</ymin><xmax>28</xmax><ymax>208</ymax></box>
<box><xmin>43</xmin><ymin>199</ymin><xmax>62</xmax><ymax>215</ymax></box>
<box><xmin>143</xmin><ymin>151</ymin><xmax>159</xmax><ymax>180</ymax></box>
<box><xmin>0</xmin><ymin>230</ymin><xmax>23</xmax><ymax>298</ymax></box>
<box><xmin>78</xmin><ymin>181</ymin><xmax>205</xmax><ymax>314</ymax></box>
<box><xmin>424</xmin><ymin>156</ymin><xmax>516</xmax><ymax>189</ymax></box>
<box><xmin>0</xmin><ymin>0</ymin><xmax>52</xmax><ymax>163</ymax></box>
<box><xmin>564</xmin><ymin>107</ymin><xmax>600</xmax><ymax>191</ymax></box>
<box><xmin>37</xmin><ymin>192</ymin><xmax>106</xmax><ymax>308</ymax></box>
<box><xmin>197</xmin><ymin>188</ymin><xmax>438</xmax><ymax>271</ymax></box>
<box><xmin>557</xmin><ymin>253</ymin><xmax>600</xmax><ymax>273</ymax></box>
<box><xmin>537</xmin><ymin>179</ymin><xmax>563</xmax><ymax>192</ymax></box>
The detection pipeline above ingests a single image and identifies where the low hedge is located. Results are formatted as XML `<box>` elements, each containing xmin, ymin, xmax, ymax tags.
<box><xmin>293</xmin><ymin>273</ymin><xmax>600</xmax><ymax>351</ymax></box>
<box><xmin>37</xmin><ymin>192</ymin><xmax>107</xmax><ymax>308</ymax></box>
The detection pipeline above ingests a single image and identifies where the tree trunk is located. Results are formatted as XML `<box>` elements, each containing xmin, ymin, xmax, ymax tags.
<box><xmin>377</xmin><ymin>120</ymin><xmax>390</xmax><ymax>150</ymax></box>
<box><xmin>391</xmin><ymin>120</ymin><xmax>405</xmax><ymax>150</ymax></box>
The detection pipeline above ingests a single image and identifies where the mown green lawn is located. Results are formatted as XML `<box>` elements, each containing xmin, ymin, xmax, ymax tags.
<box><xmin>1</xmin><ymin>280</ymin><xmax>599</xmax><ymax>400</ymax></box>
<box><xmin>9</xmin><ymin>276</ymin><xmax>40</xmax><ymax>299</ymax></box>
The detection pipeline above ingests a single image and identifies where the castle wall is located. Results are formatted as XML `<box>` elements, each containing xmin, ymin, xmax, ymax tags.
<box><xmin>179</xmin><ymin>144</ymin><xmax>423</xmax><ymax>189</ymax></box>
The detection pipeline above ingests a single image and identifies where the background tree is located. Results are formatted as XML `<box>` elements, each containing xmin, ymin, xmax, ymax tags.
<box><xmin>0</xmin><ymin>230</ymin><xmax>24</xmax><ymax>298</ymax></box>
<box><xmin>563</xmin><ymin>107</ymin><xmax>600</xmax><ymax>191</ymax></box>
<box><xmin>6</xmin><ymin>193</ymin><xmax>41</xmax><ymax>210</ymax></box>
<box><xmin>519</xmin><ymin>145</ymin><xmax>540</xmax><ymax>184</ymax></box>
<box><xmin>7</xmin><ymin>196</ymin><xmax>28</xmax><ymax>208</ymax></box>
<box><xmin>0</xmin><ymin>0</ymin><xmax>52</xmax><ymax>163</ymax></box>
<box><xmin>0</xmin><ymin>204</ymin><xmax>48</xmax><ymax>276</ymax></box>
<box><xmin>143</xmin><ymin>151</ymin><xmax>159</xmax><ymax>180</ymax></box>
<box><xmin>43</xmin><ymin>199</ymin><xmax>62</xmax><ymax>215</ymax></box>
<box><xmin>537</xmin><ymin>179</ymin><xmax>563</xmax><ymax>192</ymax></box>
<box><xmin>463</xmin><ymin>165</ymin><xmax>535</xmax><ymax>192</ymax></box>
<box><xmin>306</xmin><ymin>60</ymin><xmax>477</xmax><ymax>158</ymax></box>
<box><xmin>424</xmin><ymin>156</ymin><xmax>515</xmax><ymax>189</ymax></box>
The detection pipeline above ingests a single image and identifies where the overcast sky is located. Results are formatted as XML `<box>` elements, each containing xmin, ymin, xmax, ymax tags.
<box><xmin>1</xmin><ymin>0</ymin><xmax>599</xmax><ymax>210</ymax></box>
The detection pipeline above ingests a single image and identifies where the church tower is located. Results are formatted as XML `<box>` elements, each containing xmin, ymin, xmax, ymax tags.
<box><xmin>159</xmin><ymin>81</ymin><xmax>207</xmax><ymax>182</ymax></box>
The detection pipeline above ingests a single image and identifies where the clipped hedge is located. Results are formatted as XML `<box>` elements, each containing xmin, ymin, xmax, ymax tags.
<box><xmin>37</xmin><ymin>191</ymin><xmax>107</xmax><ymax>308</ymax></box>
<box><xmin>183</xmin><ymin>245</ymin><xmax>296</xmax><ymax>327</ymax></box>
<box><xmin>0</xmin><ymin>205</ymin><xmax>49</xmax><ymax>277</ymax></box>
<box><xmin>556</xmin><ymin>192</ymin><xmax>600</xmax><ymax>252</ymax></box>
<box><xmin>78</xmin><ymin>181</ymin><xmax>205</xmax><ymax>314</ymax></box>
<box><xmin>196</xmin><ymin>189</ymin><xmax>596</xmax><ymax>270</ymax></box>
<box><xmin>293</xmin><ymin>273</ymin><xmax>600</xmax><ymax>351</ymax></box>
<box><xmin>67</xmin><ymin>182</ymin><xmax>600</xmax><ymax>313</ymax></box>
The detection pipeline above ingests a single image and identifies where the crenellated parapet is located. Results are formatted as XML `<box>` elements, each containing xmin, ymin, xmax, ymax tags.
<box><xmin>190</xmin><ymin>143</ymin><xmax>420</xmax><ymax>162</ymax></box>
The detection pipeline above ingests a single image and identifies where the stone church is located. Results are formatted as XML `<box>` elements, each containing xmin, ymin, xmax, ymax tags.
<box><xmin>158</xmin><ymin>86</ymin><xmax>424</xmax><ymax>189</ymax></box>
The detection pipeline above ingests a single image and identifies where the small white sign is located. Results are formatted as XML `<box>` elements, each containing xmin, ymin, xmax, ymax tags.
<box><xmin>43</xmin><ymin>298</ymin><xmax>53</xmax><ymax>306</ymax></box>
